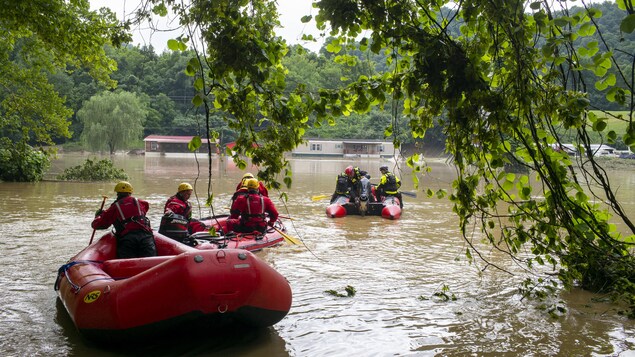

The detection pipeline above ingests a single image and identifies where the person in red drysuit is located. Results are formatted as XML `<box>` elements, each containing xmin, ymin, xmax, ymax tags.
<box><xmin>159</xmin><ymin>182</ymin><xmax>205</xmax><ymax>243</ymax></box>
<box><xmin>92</xmin><ymin>181</ymin><xmax>156</xmax><ymax>259</ymax></box>
<box><xmin>226</xmin><ymin>178</ymin><xmax>278</xmax><ymax>234</ymax></box>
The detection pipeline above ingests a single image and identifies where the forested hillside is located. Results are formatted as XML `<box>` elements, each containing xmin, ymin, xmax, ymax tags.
<box><xmin>40</xmin><ymin>1</ymin><xmax>626</xmax><ymax>152</ymax></box>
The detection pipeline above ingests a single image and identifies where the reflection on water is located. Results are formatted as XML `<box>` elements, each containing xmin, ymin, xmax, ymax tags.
<box><xmin>1</xmin><ymin>153</ymin><xmax>634</xmax><ymax>356</ymax></box>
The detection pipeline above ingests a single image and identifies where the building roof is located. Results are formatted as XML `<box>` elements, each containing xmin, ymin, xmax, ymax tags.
<box><xmin>225</xmin><ymin>142</ymin><xmax>259</xmax><ymax>149</ymax></box>
<box><xmin>303</xmin><ymin>138</ymin><xmax>393</xmax><ymax>144</ymax></box>
<box><xmin>589</xmin><ymin>144</ymin><xmax>615</xmax><ymax>150</ymax></box>
<box><xmin>341</xmin><ymin>141</ymin><xmax>388</xmax><ymax>145</ymax></box>
<box><xmin>143</xmin><ymin>135</ymin><xmax>212</xmax><ymax>143</ymax></box>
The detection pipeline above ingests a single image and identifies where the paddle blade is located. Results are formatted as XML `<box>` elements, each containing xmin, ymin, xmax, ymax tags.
<box><xmin>400</xmin><ymin>191</ymin><xmax>417</xmax><ymax>198</ymax></box>
<box><xmin>311</xmin><ymin>194</ymin><xmax>330</xmax><ymax>201</ymax></box>
<box><xmin>274</xmin><ymin>227</ymin><xmax>301</xmax><ymax>245</ymax></box>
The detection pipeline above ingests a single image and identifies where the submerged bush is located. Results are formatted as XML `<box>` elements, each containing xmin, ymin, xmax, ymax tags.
<box><xmin>57</xmin><ymin>158</ymin><xmax>128</xmax><ymax>181</ymax></box>
<box><xmin>0</xmin><ymin>138</ymin><xmax>50</xmax><ymax>182</ymax></box>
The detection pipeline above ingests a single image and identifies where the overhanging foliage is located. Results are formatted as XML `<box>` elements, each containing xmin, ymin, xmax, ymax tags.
<box><xmin>140</xmin><ymin>0</ymin><xmax>635</xmax><ymax>315</ymax></box>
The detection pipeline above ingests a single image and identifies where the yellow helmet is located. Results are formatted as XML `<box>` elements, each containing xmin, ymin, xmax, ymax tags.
<box><xmin>245</xmin><ymin>178</ymin><xmax>259</xmax><ymax>190</ymax></box>
<box><xmin>178</xmin><ymin>182</ymin><xmax>193</xmax><ymax>192</ymax></box>
<box><xmin>242</xmin><ymin>172</ymin><xmax>254</xmax><ymax>179</ymax></box>
<box><xmin>114</xmin><ymin>181</ymin><xmax>133</xmax><ymax>193</ymax></box>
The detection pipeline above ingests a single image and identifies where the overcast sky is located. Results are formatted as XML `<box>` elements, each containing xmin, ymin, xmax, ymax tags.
<box><xmin>89</xmin><ymin>0</ymin><xmax>323</xmax><ymax>53</ymax></box>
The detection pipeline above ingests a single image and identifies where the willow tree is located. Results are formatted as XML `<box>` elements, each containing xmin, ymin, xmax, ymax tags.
<box><xmin>141</xmin><ymin>0</ymin><xmax>635</xmax><ymax>314</ymax></box>
<box><xmin>78</xmin><ymin>91</ymin><xmax>148</xmax><ymax>154</ymax></box>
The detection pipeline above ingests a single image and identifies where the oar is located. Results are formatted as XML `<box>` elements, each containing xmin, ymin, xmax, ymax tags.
<box><xmin>273</xmin><ymin>227</ymin><xmax>301</xmax><ymax>245</ymax></box>
<box><xmin>400</xmin><ymin>191</ymin><xmax>417</xmax><ymax>198</ymax></box>
<box><xmin>311</xmin><ymin>194</ymin><xmax>330</xmax><ymax>201</ymax></box>
<box><xmin>89</xmin><ymin>195</ymin><xmax>108</xmax><ymax>245</ymax></box>
<box><xmin>278</xmin><ymin>215</ymin><xmax>294</xmax><ymax>220</ymax></box>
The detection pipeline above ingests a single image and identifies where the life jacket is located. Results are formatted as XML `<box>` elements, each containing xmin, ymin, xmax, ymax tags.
<box><xmin>335</xmin><ymin>173</ymin><xmax>350</xmax><ymax>195</ymax></box>
<box><xmin>112</xmin><ymin>197</ymin><xmax>152</xmax><ymax>237</ymax></box>
<box><xmin>231</xmin><ymin>188</ymin><xmax>249</xmax><ymax>202</ymax></box>
<box><xmin>241</xmin><ymin>194</ymin><xmax>266</xmax><ymax>221</ymax></box>
<box><xmin>382</xmin><ymin>172</ymin><xmax>400</xmax><ymax>195</ymax></box>
<box><xmin>232</xmin><ymin>192</ymin><xmax>267</xmax><ymax>232</ymax></box>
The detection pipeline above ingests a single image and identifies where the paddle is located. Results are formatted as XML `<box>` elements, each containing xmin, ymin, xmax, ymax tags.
<box><xmin>311</xmin><ymin>194</ymin><xmax>330</xmax><ymax>201</ymax></box>
<box><xmin>89</xmin><ymin>195</ymin><xmax>108</xmax><ymax>245</ymax></box>
<box><xmin>400</xmin><ymin>191</ymin><xmax>417</xmax><ymax>198</ymax></box>
<box><xmin>273</xmin><ymin>227</ymin><xmax>301</xmax><ymax>245</ymax></box>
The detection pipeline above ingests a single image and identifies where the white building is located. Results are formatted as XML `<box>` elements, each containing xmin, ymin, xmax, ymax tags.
<box><xmin>553</xmin><ymin>143</ymin><xmax>619</xmax><ymax>158</ymax></box>
<box><xmin>291</xmin><ymin>139</ymin><xmax>398</xmax><ymax>158</ymax></box>
<box><xmin>588</xmin><ymin>144</ymin><xmax>617</xmax><ymax>157</ymax></box>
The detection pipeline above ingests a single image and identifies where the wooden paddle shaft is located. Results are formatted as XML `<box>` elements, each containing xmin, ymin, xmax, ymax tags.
<box><xmin>89</xmin><ymin>195</ymin><xmax>108</xmax><ymax>245</ymax></box>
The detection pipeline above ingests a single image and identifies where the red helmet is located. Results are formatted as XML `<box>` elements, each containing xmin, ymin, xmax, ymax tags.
<box><xmin>345</xmin><ymin>166</ymin><xmax>354</xmax><ymax>178</ymax></box>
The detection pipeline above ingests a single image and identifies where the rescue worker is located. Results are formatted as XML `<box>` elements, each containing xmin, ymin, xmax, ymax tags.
<box><xmin>345</xmin><ymin>165</ymin><xmax>369</xmax><ymax>201</ymax></box>
<box><xmin>236</xmin><ymin>172</ymin><xmax>268</xmax><ymax>197</ymax></box>
<box><xmin>376</xmin><ymin>166</ymin><xmax>403</xmax><ymax>208</ymax></box>
<box><xmin>226</xmin><ymin>178</ymin><xmax>279</xmax><ymax>234</ymax></box>
<box><xmin>330</xmin><ymin>169</ymin><xmax>352</xmax><ymax>203</ymax></box>
<box><xmin>92</xmin><ymin>181</ymin><xmax>156</xmax><ymax>259</ymax></box>
<box><xmin>159</xmin><ymin>182</ymin><xmax>205</xmax><ymax>244</ymax></box>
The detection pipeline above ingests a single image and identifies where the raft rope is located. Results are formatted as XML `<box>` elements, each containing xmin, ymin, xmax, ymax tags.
<box><xmin>54</xmin><ymin>260</ymin><xmax>104</xmax><ymax>292</ymax></box>
<box><xmin>274</xmin><ymin>192</ymin><xmax>324</xmax><ymax>261</ymax></box>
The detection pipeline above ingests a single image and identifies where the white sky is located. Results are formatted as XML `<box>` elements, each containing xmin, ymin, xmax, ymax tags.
<box><xmin>89</xmin><ymin>0</ymin><xmax>324</xmax><ymax>53</ymax></box>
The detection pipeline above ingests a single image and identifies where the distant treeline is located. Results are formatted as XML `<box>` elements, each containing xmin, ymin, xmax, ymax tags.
<box><xmin>48</xmin><ymin>1</ymin><xmax>628</xmax><ymax>151</ymax></box>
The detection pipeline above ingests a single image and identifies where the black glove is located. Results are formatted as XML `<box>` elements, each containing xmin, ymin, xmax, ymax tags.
<box><xmin>95</xmin><ymin>209</ymin><xmax>104</xmax><ymax>217</ymax></box>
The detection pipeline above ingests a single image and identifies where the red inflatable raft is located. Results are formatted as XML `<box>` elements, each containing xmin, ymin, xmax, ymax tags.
<box><xmin>191</xmin><ymin>215</ymin><xmax>286</xmax><ymax>251</ymax></box>
<box><xmin>55</xmin><ymin>232</ymin><xmax>292</xmax><ymax>344</ymax></box>
<box><xmin>325</xmin><ymin>176</ymin><xmax>403</xmax><ymax>219</ymax></box>
<box><xmin>326</xmin><ymin>196</ymin><xmax>349</xmax><ymax>218</ymax></box>
<box><xmin>326</xmin><ymin>194</ymin><xmax>402</xmax><ymax>220</ymax></box>
<box><xmin>380</xmin><ymin>196</ymin><xmax>402</xmax><ymax>220</ymax></box>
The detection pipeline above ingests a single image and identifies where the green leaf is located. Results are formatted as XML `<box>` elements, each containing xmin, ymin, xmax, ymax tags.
<box><xmin>521</xmin><ymin>187</ymin><xmax>531</xmax><ymax>200</ymax></box>
<box><xmin>301</xmin><ymin>15</ymin><xmax>312</xmax><ymax>23</ymax></box>
<box><xmin>188</xmin><ymin>136</ymin><xmax>202</xmax><ymax>151</ymax></box>
<box><xmin>152</xmin><ymin>3</ymin><xmax>168</xmax><ymax>16</ymax></box>
<box><xmin>592</xmin><ymin>120</ymin><xmax>607</xmax><ymax>132</ymax></box>
<box><xmin>167</xmin><ymin>39</ymin><xmax>180</xmax><ymax>51</ymax></box>
<box><xmin>578</xmin><ymin>22</ymin><xmax>595</xmax><ymax>37</ymax></box>
<box><xmin>193</xmin><ymin>78</ymin><xmax>204</xmax><ymax>91</ymax></box>
<box><xmin>620</xmin><ymin>14</ymin><xmax>635</xmax><ymax>34</ymax></box>
<box><xmin>192</xmin><ymin>93</ymin><xmax>204</xmax><ymax>107</ymax></box>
